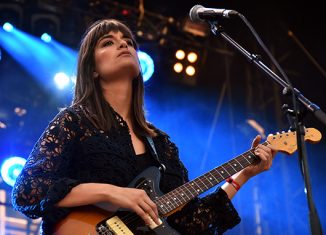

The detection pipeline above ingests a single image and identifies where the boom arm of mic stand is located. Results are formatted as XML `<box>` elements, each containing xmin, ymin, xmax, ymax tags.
<box><xmin>209</xmin><ymin>23</ymin><xmax>326</xmax><ymax>126</ymax></box>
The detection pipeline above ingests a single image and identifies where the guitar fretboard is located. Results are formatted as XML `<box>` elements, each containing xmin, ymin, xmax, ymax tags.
<box><xmin>155</xmin><ymin>142</ymin><xmax>267</xmax><ymax>216</ymax></box>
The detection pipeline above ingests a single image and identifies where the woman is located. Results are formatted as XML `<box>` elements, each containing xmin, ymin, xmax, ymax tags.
<box><xmin>12</xmin><ymin>19</ymin><xmax>277</xmax><ymax>234</ymax></box>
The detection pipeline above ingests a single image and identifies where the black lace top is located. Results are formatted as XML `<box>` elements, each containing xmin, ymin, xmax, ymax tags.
<box><xmin>11</xmin><ymin>105</ymin><xmax>240</xmax><ymax>234</ymax></box>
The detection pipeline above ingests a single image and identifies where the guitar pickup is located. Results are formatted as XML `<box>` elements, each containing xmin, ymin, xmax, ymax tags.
<box><xmin>106</xmin><ymin>216</ymin><xmax>134</xmax><ymax>235</ymax></box>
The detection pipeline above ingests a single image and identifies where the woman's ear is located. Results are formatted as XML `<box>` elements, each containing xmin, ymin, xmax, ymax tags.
<box><xmin>93</xmin><ymin>71</ymin><xmax>99</xmax><ymax>78</ymax></box>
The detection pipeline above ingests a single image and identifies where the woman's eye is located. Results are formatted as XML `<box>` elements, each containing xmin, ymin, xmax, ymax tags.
<box><xmin>103</xmin><ymin>41</ymin><xmax>113</xmax><ymax>47</ymax></box>
<box><xmin>126</xmin><ymin>40</ymin><xmax>133</xmax><ymax>46</ymax></box>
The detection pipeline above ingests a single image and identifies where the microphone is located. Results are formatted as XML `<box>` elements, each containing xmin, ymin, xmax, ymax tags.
<box><xmin>189</xmin><ymin>5</ymin><xmax>239</xmax><ymax>22</ymax></box>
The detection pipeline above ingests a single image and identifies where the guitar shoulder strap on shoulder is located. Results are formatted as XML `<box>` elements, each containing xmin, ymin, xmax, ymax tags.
<box><xmin>146</xmin><ymin>136</ymin><xmax>166</xmax><ymax>173</ymax></box>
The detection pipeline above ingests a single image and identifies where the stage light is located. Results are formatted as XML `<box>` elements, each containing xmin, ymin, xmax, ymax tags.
<box><xmin>175</xmin><ymin>50</ymin><xmax>185</xmax><ymax>60</ymax></box>
<box><xmin>3</xmin><ymin>22</ymin><xmax>13</xmax><ymax>32</ymax></box>
<box><xmin>41</xmin><ymin>33</ymin><xmax>52</xmax><ymax>43</ymax></box>
<box><xmin>172</xmin><ymin>48</ymin><xmax>199</xmax><ymax>85</ymax></box>
<box><xmin>14</xmin><ymin>107</ymin><xmax>27</xmax><ymax>116</ymax></box>
<box><xmin>185</xmin><ymin>65</ymin><xmax>196</xmax><ymax>76</ymax></box>
<box><xmin>31</xmin><ymin>14</ymin><xmax>59</xmax><ymax>40</ymax></box>
<box><xmin>54</xmin><ymin>72</ymin><xmax>70</xmax><ymax>89</ymax></box>
<box><xmin>137</xmin><ymin>50</ymin><xmax>154</xmax><ymax>82</ymax></box>
<box><xmin>0</xmin><ymin>3</ymin><xmax>23</xmax><ymax>29</ymax></box>
<box><xmin>0</xmin><ymin>26</ymin><xmax>78</xmax><ymax>97</ymax></box>
<box><xmin>1</xmin><ymin>156</ymin><xmax>26</xmax><ymax>187</ymax></box>
<box><xmin>183</xmin><ymin>19</ymin><xmax>209</xmax><ymax>37</ymax></box>
<box><xmin>0</xmin><ymin>121</ymin><xmax>7</xmax><ymax>129</ymax></box>
<box><xmin>187</xmin><ymin>52</ymin><xmax>198</xmax><ymax>63</ymax></box>
<box><xmin>121</xmin><ymin>9</ymin><xmax>129</xmax><ymax>16</ymax></box>
<box><xmin>173</xmin><ymin>62</ymin><xmax>183</xmax><ymax>73</ymax></box>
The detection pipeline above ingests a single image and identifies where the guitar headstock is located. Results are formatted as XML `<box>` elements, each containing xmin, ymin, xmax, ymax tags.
<box><xmin>267</xmin><ymin>128</ymin><xmax>322</xmax><ymax>155</ymax></box>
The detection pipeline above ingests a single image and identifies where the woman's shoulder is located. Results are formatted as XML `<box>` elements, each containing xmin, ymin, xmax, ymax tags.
<box><xmin>147</xmin><ymin>122</ymin><xmax>170</xmax><ymax>138</ymax></box>
<box><xmin>49</xmin><ymin>105</ymin><xmax>89</xmax><ymax>126</ymax></box>
<box><xmin>146</xmin><ymin>122</ymin><xmax>179</xmax><ymax>147</ymax></box>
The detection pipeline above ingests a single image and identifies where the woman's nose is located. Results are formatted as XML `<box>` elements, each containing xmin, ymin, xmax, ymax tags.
<box><xmin>119</xmin><ymin>41</ymin><xmax>128</xmax><ymax>48</ymax></box>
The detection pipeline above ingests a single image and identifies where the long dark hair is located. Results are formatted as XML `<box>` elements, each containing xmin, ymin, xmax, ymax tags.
<box><xmin>73</xmin><ymin>19</ymin><xmax>155</xmax><ymax>137</ymax></box>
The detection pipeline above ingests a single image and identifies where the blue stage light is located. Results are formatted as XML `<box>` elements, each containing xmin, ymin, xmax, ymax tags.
<box><xmin>54</xmin><ymin>72</ymin><xmax>70</xmax><ymax>89</ymax></box>
<box><xmin>3</xmin><ymin>22</ymin><xmax>14</xmax><ymax>32</ymax></box>
<box><xmin>1</xmin><ymin>156</ymin><xmax>26</xmax><ymax>187</ymax></box>
<box><xmin>0</xmin><ymin>28</ymin><xmax>77</xmax><ymax>94</ymax></box>
<box><xmin>41</xmin><ymin>33</ymin><xmax>52</xmax><ymax>43</ymax></box>
<box><xmin>137</xmin><ymin>50</ymin><xmax>154</xmax><ymax>82</ymax></box>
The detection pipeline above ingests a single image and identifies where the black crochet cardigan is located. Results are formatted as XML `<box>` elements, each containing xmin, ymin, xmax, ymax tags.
<box><xmin>12</xmin><ymin>105</ymin><xmax>240</xmax><ymax>234</ymax></box>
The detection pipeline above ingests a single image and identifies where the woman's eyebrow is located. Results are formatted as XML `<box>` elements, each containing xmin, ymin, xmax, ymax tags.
<box><xmin>98</xmin><ymin>34</ymin><xmax>131</xmax><ymax>44</ymax></box>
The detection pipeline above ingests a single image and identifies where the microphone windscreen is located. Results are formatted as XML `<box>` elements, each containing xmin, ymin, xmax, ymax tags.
<box><xmin>189</xmin><ymin>5</ymin><xmax>204</xmax><ymax>22</ymax></box>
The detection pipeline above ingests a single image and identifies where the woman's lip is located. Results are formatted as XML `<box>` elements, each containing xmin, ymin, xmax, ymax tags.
<box><xmin>118</xmin><ymin>51</ymin><xmax>131</xmax><ymax>57</ymax></box>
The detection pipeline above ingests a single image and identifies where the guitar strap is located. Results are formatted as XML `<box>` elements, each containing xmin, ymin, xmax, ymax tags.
<box><xmin>146</xmin><ymin>136</ymin><xmax>166</xmax><ymax>173</ymax></box>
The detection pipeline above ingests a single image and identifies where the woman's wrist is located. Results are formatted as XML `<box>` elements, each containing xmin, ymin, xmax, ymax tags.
<box><xmin>226</xmin><ymin>177</ymin><xmax>241</xmax><ymax>191</ymax></box>
<box><xmin>231</xmin><ymin>170</ymin><xmax>251</xmax><ymax>187</ymax></box>
<box><xmin>239</xmin><ymin>168</ymin><xmax>256</xmax><ymax>180</ymax></box>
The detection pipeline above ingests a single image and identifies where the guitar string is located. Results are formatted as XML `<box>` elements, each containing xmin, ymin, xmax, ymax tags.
<box><xmin>108</xmin><ymin>147</ymin><xmax>261</xmax><ymax>228</ymax></box>
<box><xmin>103</xmin><ymin>142</ymin><xmax>267</xmax><ymax>230</ymax></box>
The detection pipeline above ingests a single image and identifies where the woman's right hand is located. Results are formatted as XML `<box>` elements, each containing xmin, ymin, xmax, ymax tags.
<box><xmin>106</xmin><ymin>185</ymin><xmax>160</xmax><ymax>226</ymax></box>
<box><xmin>56</xmin><ymin>183</ymin><xmax>160</xmax><ymax>226</ymax></box>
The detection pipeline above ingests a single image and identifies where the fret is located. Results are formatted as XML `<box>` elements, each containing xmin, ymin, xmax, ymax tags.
<box><xmin>155</xmin><ymin>198</ymin><xmax>170</xmax><ymax>214</ymax></box>
<box><xmin>156</xmin><ymin>201</ymin><xmax>168</xmax><ymax>214</ymax></box>
<box><xmin>248</xmin><ymin>150</ymin><xmax>259</xmax><ymax>162</ymax></box>
<box><xmin>213</xmin><ymin>167</ymin><xmax>225</xmax><ymax>179</ymax></box>
<box><xmin>242</xmin><ymin>153</ymin><xmax>252</xmax><ymax>164</ymax></box>
<box><xmin>234</xmin><ymin>158</ymin><xmax>244</xmax><ymax>168</ymax></box>
<box><xmin>197</xmin><ymin>176</ymin><xmax>210</xmax><ymax>190</ymax></box>
<box><xmin>164</xmin><ymin>199</ymin><xmax>173</xmax><ymax>211</ymax></box>
<box><xmin>167</xmin><ymin>188</ymin><xmax>187</xmax><ymax>206</ymax></box>
<box><xmin>167</xmin><ymin>189</ymin><xmax>183</xmax><ymax>203</ymax></box>
<box><xmin>157</xmin><ymin>206</ymin><xmax>166</xmax><ymax>215</ymax></box>
<box><xmin>169</xmin><ymin>190</ymin><xmax>183</xmax><ymax>206</ymax></box>
<box><xmin>221</xmin><ymin>165</ymin><xmax>232</xmax><ymax>177</ymax></box>
<box><xmin>179</xmin><ymin>184</ymin><xmax>195</xmax><ymax>199</ymax></box>
<box><xmin>156</xmin><ymin>191</ymin><xmax>183</xmax><ymax>214</ymax></box>
<box><xmin>207</xmin><ymin>171</ymin><xmax>219</xmax><ymax>184</ymax></box>
<box><xmin>187</xmin><ymin>181</ymin><xmax>199</xmax><ymax>195</ymax></box>
<box><xmin>227</xmin><ymin>161</ymin><xmax>237</xmax><ymax>173</ymax></box>
<box><xmin>204</xmin><ymin>176</ymin><xmax>215</xmax><ymax>188</ymax></box>
<box><xmin>190</xmin><ymin>181</ymin><xmax>203</xmax><ymax>194</ymax></box>
<box><xmin>201</xmin><ymin>174</ymin><xmax>215</xmax><ymax>188</ymax></box>
<box><xmin>157</xmin><ymin>141</ymin><xmax>268</xmax><ymax>216</ymax></box>
<box><xmin>229</xmin><ymin>158</ymin><xmax>243</xmax><ymax>171</ymax></box>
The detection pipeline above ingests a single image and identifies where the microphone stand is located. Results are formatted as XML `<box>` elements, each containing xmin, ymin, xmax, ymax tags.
<box><xmin>208</xmin><ymin>22</ymin><xmax>325</xmax><ymax>235</ymax></box>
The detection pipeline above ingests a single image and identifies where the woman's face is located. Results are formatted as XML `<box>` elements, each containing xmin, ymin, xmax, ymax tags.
<box><xmin>93</xmin><ymin>30</ymin><xmax>140</xmax><ymax>82</ymax></box>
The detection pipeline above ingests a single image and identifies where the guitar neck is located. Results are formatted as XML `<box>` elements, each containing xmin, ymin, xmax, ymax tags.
<box><xmin>155</xmin><ymin>142</ymin><xmax>266</xmax><ymax>216</ymax></box>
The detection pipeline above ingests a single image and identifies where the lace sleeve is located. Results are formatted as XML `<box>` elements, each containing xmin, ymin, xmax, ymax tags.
<box><xmin>11</xmin><ymin>109</ymin><xmax>81</xmax><ymax>222</ymax></box>
<box><xmin>167</xmin><ymin>187</ymin><xmax>241</xmax><ymax>234</ymax></box>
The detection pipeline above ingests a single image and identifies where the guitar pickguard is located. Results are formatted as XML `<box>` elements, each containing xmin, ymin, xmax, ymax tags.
<box><xmin>95</xmin><ymin>167</ymin><xmax>180</xmax><ymax>235</ymax></box>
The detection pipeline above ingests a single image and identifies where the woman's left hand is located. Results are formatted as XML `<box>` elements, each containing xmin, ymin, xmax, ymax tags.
<box><xmin>242</xmin><ymin>135</ymin><xmax>278</xmax><ymax>178</ymax></box>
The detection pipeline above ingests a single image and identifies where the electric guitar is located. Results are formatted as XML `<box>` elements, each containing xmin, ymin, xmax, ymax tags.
<box><xmin>53</xmin><ymin>128</ymin><xmax>322</xmax><ymax>235</ymax></box>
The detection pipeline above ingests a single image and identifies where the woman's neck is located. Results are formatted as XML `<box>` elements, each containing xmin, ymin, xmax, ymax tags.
<box><xmin>100</xmin><ymin>79</ymin><xmax>133</xmax><ymax>121</ymax></box>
